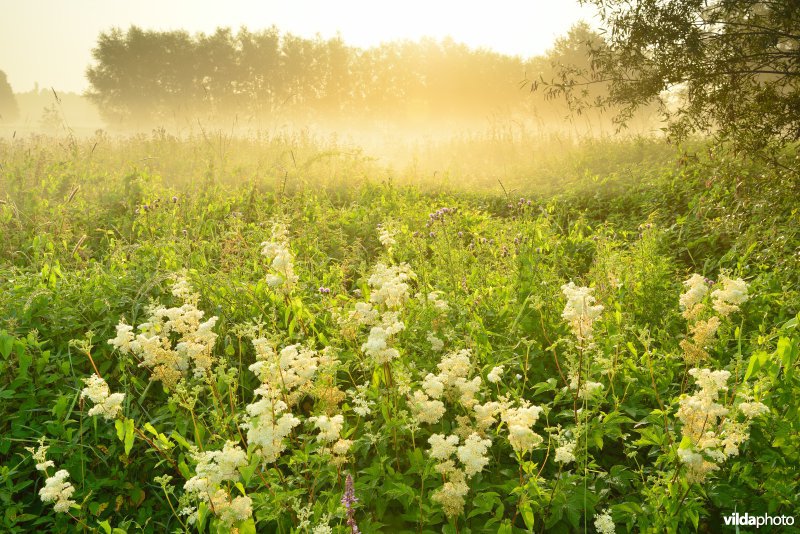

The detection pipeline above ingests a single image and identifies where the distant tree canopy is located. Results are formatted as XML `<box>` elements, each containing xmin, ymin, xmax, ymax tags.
<box><xmin>0</xmin><ymin>70</ymin><xmax>20</xmax><ymax>123</ymax></box>
<box><xmin>85</xmin><ymin>25</ymin><xmax>641</xmax><ymax>129</ymax></box>
<box><xmin>547</xmin><ymin>1</ymin><xmax>800</xmax><ymax>153</ymax></box>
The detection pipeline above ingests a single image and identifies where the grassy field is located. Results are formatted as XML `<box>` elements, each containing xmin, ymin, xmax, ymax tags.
<box><xmin>1</xmin><ymin>131</ymin><xmax>798</xmax><ymax>533</ymax></box>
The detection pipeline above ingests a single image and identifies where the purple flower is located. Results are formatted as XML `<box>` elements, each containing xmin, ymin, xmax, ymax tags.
<box><xmin>318</xmin><ymin>286</ymin><xmax>331</xmax><ymax>295</ymax></box>
<box><xmin>341</xmin><ymin>474</ymin><xmax>360</xmax><ymax>533</ymax></box>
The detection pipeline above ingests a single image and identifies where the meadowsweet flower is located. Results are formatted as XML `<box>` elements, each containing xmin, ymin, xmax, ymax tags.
<box><xmin>457</xmin><ymin>433</ymin><xmax>491</xmax><ymax>476</ymax></box>
<box><xmin>473</xmin><ymin>401</ymin><xmax>501</xmax><ymax>430</ymax></box>
<box><xmin>427</xmin><ymin>332</ymin><xmax>444</xmax><ymax>351</ymax></box>
<box><xmin>561</xmin><ymin>282</ymin><xmax>604</xmax><ymax>341</ymax></box>
<box><xmin>409</xmin><ymin>390</ymin><xmax>446</xmax><ymax>424</ymax></box>
<box><xmin>261</xmin><ymin>223</ymin><xmax>299</xmax><ymax>292</ymax></box>
<box><xmin>502</xmin><ymin>401</ymin><xmax>544</xmax><ymax>455</ymax></box>
<box><xmin>428</xmin><ymin>434</ymin><xmax>459</xmax><ymax>461</ymax></box>
<box><xmin>711</xmin><ymin>275</ymin><xmax>749</xmax><ymax>316</ymax></box>
<box><xmin>554</xmin><ymin>440</ymin><xmax>576</xmax><ymax>464</ymax></box>
<box><xmin>207</xmin><ymin>489</ymin><xmax>253</xmax><ymax>526</ymax></box>
<box><xmin>367</xmin><ymin>263</ymin><xmax>415</xmax><ymax>310</ymax></box>
<box><xmin>594</xmin><ymin>509</ymin><xmax>615</xmax><ymax>534</ymax></box>
<box><xmin>243</xmin><ymin>395</ymin><xmax>300</xmax><ymax>463</ymax></box>
<box><xmin>422</xmin><ymin>373</ymin><xmax>445</xmax><ymax>399</ymax></box>
<box><xmin>680</xmin><ymin>316</ymin><xmax>721</xmax><ymax>364</ymax></box>
<box><xmin>487</xmin><ymin>365</ymin><xmax>504</xmax><ymax>384</ymax></box>
<box><xmin>310</xmin><ymin>414</ymin><xmax>344</xmax><ymax>442</ymax></box>
<box><xmin>39</xmin><ymin>469</ymin><xmax>76</xmax><ymax>513</ymax></box>
<box><xmin>108</xmin><ymin>275</ymin><xmax>219</xmax><ymax>388</ymax></box>
<box><xmin>25</xmin><ymin>439</ymin><xmax>54</xmax><ymax>472</ymax></box>
<box><xmin>427</xmin><ymin>291</ymin><xmax>449</xmax><ymax>311</ymax></box>
<box><xmin>81</xmin><ymin>374</ymin><xmax>125</xmax><ymax>420</ymax></box>
<box><xmin>349</xmin><ymin>383</ymin><xmax>373</xmax><ymax>417</ymax></box>
<box><xmin>184</xmin><ymin>441</ymin><xmax>247</xmax><ymax>497</ymax></box>
<box><xmin>738</xmin><ymin>401</ymin><xmax>769</xmax><ymax>419</ymax></box>
<box><xmin>431</xmin><ymin>468</ymin><xmax>470</xmax><ymax>518</ymax></box>
<box><xmin>680</xmin><ymin>274</ymin><xmax>709</xmax><ymax>319</ymax></box>
<box><xmin>377</xmin><ymin>225</ymin><xmax>396</xmax><ymax>248</ymax></box>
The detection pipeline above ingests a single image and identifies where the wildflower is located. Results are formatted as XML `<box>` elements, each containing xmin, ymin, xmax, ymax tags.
<box><xmin>378</xmin><ymin>225</ymin><xmax>396</xmax><ymax>248</ymax></box>
<box><xmin>349</xmin><ymin>383</ymin><xmax>373</xmax><ymax>417</ymax></box>
<box><xmin>428</xmin><ymin>434</ymin><xmax>459</xmax><ymax>461</ymax></box>
<box><xmin>561</xmin><ymin>282</ymin><xmax>604</xmax><ymax>341</ymax></box>
<box><xmin>80</xmin><ymin>374</ymin><xmax>125</xmax><ymax>420</ymax></box>
<box><xmin>457</xmin><ymin>433</ymin><xmax>491</xmax><ymax>477</ymax></box>
<box><xmin>243</xmin><ymin>395</ymin><xmax>301</xmax><ymax>463</ymax></box>
<box><xmin>108</xmin><ymin>275</ymin><xmax>219</xmax><ymax>388</ymax></box>
<box><xmin>711</xmin><ymin>275</ymin><xmax>749</xmax><ymax>316</ymax></box>
<box><xmin>502</xmin><ymin>401</ymin><xmax>544</xmax><ymax>455</ymax></box>
<box><xmin>427</xmin><ymin>291</ymin><xmax>449</xmax><ymax>311</ymax></box>
<box><xmin>554</xmin><ymin>440</ymin><xmax>576</xmax><ymax>464</ymax></box>
<box><xmin>341</xmin><ymin>474</ymin><xmax>361</xmax><ymax>534</ymax></box>
<box><xmin>310</xmin><ymin>414</ymin><xmax>344</xmax><ymax>443</ymax></box>
<box><xmin>422</xmin><ymin>373</ymin><xmax>445</xmax><ymax>399</ymax></box>
<box><xmin>680</xmin><ymin>274</ymin><xmax>708</xmax><ymax>319</ymax></box>
<box><xmin>427</xmin><ymin>332</ymin><xmax>444</xmax><ymax>352</ymax></box>
<box><xmin>431</xmin><ymin>468</ymin><xmax>470</xmax><ymax>518</ymax></box>
<box><xmin>367</xmin><ymin>263</ymin><xmax>415</xmax><ymax>309</ymax></box>
<box><xmin>261</xmin><ymin>223</ymin><xmax>299</xmax><ymax>292</ymax></box>
<box><xmin>26</xmin><ymin>439</ymin><xmax>54</xmax><ymax>472</ymax></box>
<box><xmin>594</xmin><ymin>509</ymin><xmax>615</xmax><ymax>534</ymax></box>
<box><xmin>184</xmin><ymin>441</ymin><xmax>248</xmax><ymax>497</ymax></box>
<box><xmin>487</xmin><ymin>365</ymin><xmax>504</xmax><ymax>384</ymax></box>
<box><xmin>319</xmin><ymin>286</ymin><xmax>331</xmax><ymax>295</ymax></box>
<box><xmin>39</xmin><ymin>469</ymin><xmax>76</xmax><ymax>513</ymax></box>
<box><xmin>409</xmin><ymin>390</ymin><xmax>446</xmax><ymax>424</ymax></box>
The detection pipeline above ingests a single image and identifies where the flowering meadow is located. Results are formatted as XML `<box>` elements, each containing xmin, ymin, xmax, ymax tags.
<box><xmin>1</xmin><ymin>133</ymin><xmax>799</xmax><ymax>533</ymax></box>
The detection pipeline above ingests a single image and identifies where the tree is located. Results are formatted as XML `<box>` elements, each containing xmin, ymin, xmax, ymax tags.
<box><xmin>545</xmin><ymin>1</ymin><xmax>800</xmax><ymax>155</ymax></box>
<box><xmin>0</xmin><ymin>70</ymin><xmax>20</xmax><ymax>123</ymax></box>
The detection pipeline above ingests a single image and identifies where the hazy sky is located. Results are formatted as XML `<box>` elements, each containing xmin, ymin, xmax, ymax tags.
<box><xmin>1</xmin><ymin>0</ymin><xmax>595</xmax><ymax>94</ymax></box>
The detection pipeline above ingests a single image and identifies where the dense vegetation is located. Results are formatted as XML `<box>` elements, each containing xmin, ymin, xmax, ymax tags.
<box><xmin>0</xmin><ymin>131</ymin><xmax>798</xmax><ymax>532</ymax></box>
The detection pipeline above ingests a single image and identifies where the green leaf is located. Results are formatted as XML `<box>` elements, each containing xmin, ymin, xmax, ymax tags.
<box><xmin>520</xmin><ymin>501</ymin><xmax>535</xmax><ymax>531</ymax></box>
<box><xmin>98</xmin><ymin>520</ymin><xmax>112</xmax><ymax>534</ymax></box>
<box><xmin>0</xmin><ymin>334</ymin><xmax>13</xmax><ymax>359</ymax></box>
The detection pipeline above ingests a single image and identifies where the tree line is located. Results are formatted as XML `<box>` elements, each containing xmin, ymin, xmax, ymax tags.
<box><xmin>85</xmin><ymin>23</ymin><xmax>628</xmax><ymax>129</ymax></box>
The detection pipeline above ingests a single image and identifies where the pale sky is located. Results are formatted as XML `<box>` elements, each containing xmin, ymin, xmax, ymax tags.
<box><xmin>0</xmin><ymin>0</ymin><xmax>595</xmax><ymax>94</ymax></box>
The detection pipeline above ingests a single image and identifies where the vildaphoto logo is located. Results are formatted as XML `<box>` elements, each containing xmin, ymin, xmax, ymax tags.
<box><xmin>723</xmin><ymin>512</ymin><xmax>795</xmax><ymax>528</ymax></box>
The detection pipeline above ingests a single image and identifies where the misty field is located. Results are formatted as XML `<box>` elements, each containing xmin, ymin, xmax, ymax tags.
<box><xmin>0</xmin><ymin>131</ymin><xmax>798</xmax><ymax>533</ymax></box>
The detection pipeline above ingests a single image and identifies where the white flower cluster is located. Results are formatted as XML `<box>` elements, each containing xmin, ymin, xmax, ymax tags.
<box><xmin>183</xmin><ymin>441</ymin><xmax>252</xmax><ymax>526</ymax></box>
<box><xmin>501</xmin><ymin>401</ymin><xmax>544</xmax><ymax>455</ymax></box>
<box><xmin>711</xmin><ymin>275</ymin><xmax>749</xmax><ymax>316</ymax></box>
<box><xmin>561</xmin><ymin>282</ymin><xmax>604</xmax><ymax>341</ymax></box>
<box><xmin>679</xmin><ymin>274</ymin><xmax>708</xmax><ymax>319</ymax></box>
<box><xmin>409</xmin><ymin>349</ymin><xmax>485</xmax><ymax>426</ymax></box>
<box><xmin>377</xmin><ymin>225</ymin><xmax>396</xmax><ymax>248</ymax></box>
<box><xmin>361</xmin><ymin>311</ymin><xmax>405</xmax><ymax>364</ymax></box>
<box><xmin>427</xmin><ymin>332</ymin><xmax>444</xmax><ymax>352</ymax></box>
<box><xmin>348</xmin><ymin>382</ymin><xmax>373</xmax><ymax>417</ymax></box>
<box><xmin>309</xmin><ymin>414</ymin><xmax>352</xmax><ymax>466</ymax></box>
<box><xmin>677</xmin><ymin>368</ymin><xmax>769</xmax><ymax>482</ymax></box>
<box><xmin>26</xmin><ymin>440</ymin><xmax>76</xmax><ymax>513</ymax></box>
<box><xmin>427</xmin><ymin>291</ymin><xmax>449</xmax><ymax>312</ymax></box>
<box><xmin>427</xmin><ymin>432</ymin><xmax>491</xmax><ymax>518</ymax></box>
<box><xmin>243</xmin><ymin>395</ymin><xmax>300</xmax><ymax>463</ymax></box>
<box><xmin>261</xmin><ymin>222</ymin><xmax>299</xmax><ymax>292</ymax></box>
<box><xmin>108</xmin><ymin>275</ymin><xmax>218</xmax><ymax>388</ymax></box>
<box><xmin>568</xmin><ymin>371</ymin><xmax>604</xmax><ymax>400</ymax></box>
<box><xmin>554</xmin><ymin>439</ymin><xmax>576</xmax><ymax>464</ymax></box>
<box><xmin>594</xmin><ymin>508</ymin><xmax>616</xmax><ymax>534</ymax></box>
<box><xmin>39</xmin><ymin>469</ymin><xmax>77</xmax><ymax>513</ymax></box>
<box><xmin>80</xmin><ymin>374</ymin><xmax>125</xmax><ymax>420</ymax></box>
<box><xmin>26</xmin><ymin>439</ymin><xmax>54</xmax><ymax>472</ymax></box>
<box><xmin>487</xmin><ymin>365</ymin><xmax>504</xmax><ymax>384</ymax></box>
<box><xmin>367</xmin><ymin>263</ymin><xmax>415</xmax><ymax>310</ymax></box>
